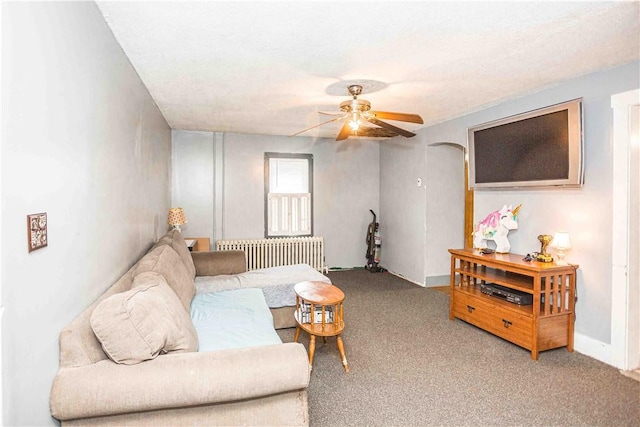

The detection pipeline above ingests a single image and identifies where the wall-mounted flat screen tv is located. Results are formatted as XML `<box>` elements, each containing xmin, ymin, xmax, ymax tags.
<box><xmin>468</xmin><ymin>99</ymin><xmax>583</xmax><ymax>189</ymax></box>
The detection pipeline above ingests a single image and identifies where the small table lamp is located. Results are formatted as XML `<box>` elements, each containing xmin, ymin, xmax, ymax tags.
<box><xmin>168</xmin><ymin>207</ymin><xmax>187</xmax><ymax>232</ymax></box>
<box><xmin>550</xmin><ymin>231</ymin><xmax>571</xmax><ymax>265</ymax></box>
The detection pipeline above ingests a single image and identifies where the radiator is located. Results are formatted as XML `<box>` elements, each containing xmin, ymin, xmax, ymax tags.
<box><xmin>216</xmin><ymin>237</ymin><xmax>325</xmax><ymax>272</ymax></box>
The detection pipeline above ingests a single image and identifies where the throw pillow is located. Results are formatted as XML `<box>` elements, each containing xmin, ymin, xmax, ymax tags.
<box><xmin>133</xmin><ymin>245</ymin><xmax>195</xmax><ymax>312</ymax></box>
<box><xmin>152</xmin><ymin>229</ymin><xmax>196</xmax><ymax>280</ymax></box>
<box><xmin>90</xmin><ymin>271</ymin><xmax>198</xmax><ymax>365</ymax></box>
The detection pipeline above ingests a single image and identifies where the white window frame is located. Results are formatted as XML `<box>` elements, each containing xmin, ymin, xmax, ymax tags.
<box><xmin>264</xmin><ymin>153</ymin><xmax>313</xmax><ymax>238</ymax></box>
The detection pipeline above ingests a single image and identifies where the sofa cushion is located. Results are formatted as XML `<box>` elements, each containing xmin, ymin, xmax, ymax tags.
<box><xmin>191</xmin><ymin>288</ymin><xmax>282</xmax><ymax>352</ymax></box>
<box><xmin>195</xmin><ymin>263</ymin><xmax>331</xmax><ymax>308</ymax></box>
<box><xmin>90</xmin><ymin>272</ymin><xmax>198</xmax><ymax>365</ymax></box>
<box><xmin>134</xmin><ymin>245</ymin><xmax>195</xmax><ymax>312</ymax></box>
<box><xmin>153</xmin><ymin>229</ymin><xmax>196</xmax><ymax>280</ymax></box>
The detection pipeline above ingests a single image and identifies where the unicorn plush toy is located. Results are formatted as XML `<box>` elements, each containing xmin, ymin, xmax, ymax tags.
<box><xmin>473</xmin><ymin>204</ymin><xmax>522</xmax><ymax>253</ymax></box>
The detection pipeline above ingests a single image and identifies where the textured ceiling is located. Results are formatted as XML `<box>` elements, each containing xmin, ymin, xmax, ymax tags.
<box><xmin>97</xmin><ymin>1</ymin><xmax>639</xmax><ymax>139</ymax></box>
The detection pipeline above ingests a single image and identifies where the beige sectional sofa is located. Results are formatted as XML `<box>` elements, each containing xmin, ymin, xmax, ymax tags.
<box><xmin>50</xmin><ymin>230</ymin><xmax>311</xmax><ymax>426</ymax></box>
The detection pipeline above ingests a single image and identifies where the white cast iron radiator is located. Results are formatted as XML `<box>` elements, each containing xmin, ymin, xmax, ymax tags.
<box><xmin>215</xmin><ymin>237</ymin><xmax>325</xmax><ymax>272</ymax></box>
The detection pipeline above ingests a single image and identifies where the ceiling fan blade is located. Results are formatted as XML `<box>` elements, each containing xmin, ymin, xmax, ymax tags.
<box><xmin>365</xmin><ymin>117</ymin><xmax>416</xmax><ymax>138</ymax></box>
<box><xmin>370</xmin><ymin>111</ymin><xmax>424</xmax><ymax>124</ymax></box>
<box><xmin>291</xmin><ymin>115</ymin><xmax>346</xmax><ymax>137</ymax></box>
<box><xmin>319</xmin><ymin>111</ymin><xmax>345</xmax><ymax>116</ymax></box>
<box><xmin>352</xmin><ymin>127</ymin><xmax>398</xmax><ymax>138</ymax></box>
<box><xmin>336</xmin><ymin>120</ymin><xmax>352</xmax><ymax>141</ymax></box>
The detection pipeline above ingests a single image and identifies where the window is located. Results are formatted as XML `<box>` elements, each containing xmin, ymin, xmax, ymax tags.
<box><xmin>265</xmin><ymin>153</ymin><xmax>313</xmax><ymax>237</ymax></box>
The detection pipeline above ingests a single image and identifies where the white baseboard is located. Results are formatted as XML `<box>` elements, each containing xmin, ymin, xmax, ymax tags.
<box><xmin>574</xmin><ymin>332</ymin><xmax>612</xmax><ymax>366</ymax></box>
<box><xmin>425</xmin><ymin>274</ymin><xmax>450</xmax><ymax>287</ymax></box>
<box><xmin>387</xmin><ymin>270</ymin><xmax>426</xmax><ymax>287</ymax></box>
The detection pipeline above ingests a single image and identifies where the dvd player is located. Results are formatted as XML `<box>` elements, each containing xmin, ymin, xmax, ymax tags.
<box><xmin>480</xmin><ymin>283</ymin><xmax>533</xmax><ymax>305</ymax></box>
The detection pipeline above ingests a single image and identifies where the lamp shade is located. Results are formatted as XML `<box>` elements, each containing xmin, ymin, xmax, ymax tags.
<box><xmin>168</xmin><ymin>207</ymin><xmax>187</xmax><ymax>226</ymax></box>
<box><xmin>550</xmin><ymin>231</ymin><xmax>571</xmax><ymax>250</ymax></box>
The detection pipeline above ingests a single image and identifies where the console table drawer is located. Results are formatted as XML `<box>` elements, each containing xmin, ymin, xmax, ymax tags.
<box><xmin>452</xmin><ymin>291</ymin><xmax>533</xmax><ymax>350</ymax></box>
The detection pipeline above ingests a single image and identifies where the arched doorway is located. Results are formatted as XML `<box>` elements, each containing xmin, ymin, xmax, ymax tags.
<box><xmin>426</xmin><ymin>142</ymin><xmax>473</xmax><ymax>248</ymax></box>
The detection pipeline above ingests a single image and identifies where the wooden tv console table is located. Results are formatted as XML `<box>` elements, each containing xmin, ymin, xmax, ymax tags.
<box><xmin>449</xmin><ymin>248</ymin><xmax>578</xmax><ymax>360</ymax></box>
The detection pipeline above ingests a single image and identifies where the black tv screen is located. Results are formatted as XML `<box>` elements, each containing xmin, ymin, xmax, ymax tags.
<box><xmin>468</xmin><ymin>99</ymin><xmax>583</xmax><ymax>189</ymax></box>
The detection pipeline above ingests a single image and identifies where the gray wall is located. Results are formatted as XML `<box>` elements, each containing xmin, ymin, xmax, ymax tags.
<box><xmin>1</xmin><ymin>3</ymin><xmax>172</xmax><ymax>425</ymax></box>
<box><xmin>379</xmin><ymin>140</ymin><xmax>427</xmax><ymax>282</ymax></box>
<box><xmin>171</xmin><ymin>130</ymin><xmax>215</xmax><ymax>245</ymax></box>
<box><xmin>379</xmin><ymin>61</ymin><xmax>640</xmax><ymax>347</ymax></box>
<box><xmin>171</xmin><ymin>131</ymin><xmax>380</xmax><ymax>268</ymax></box>
<box><xmin>424</xmin><ymin>143</ymin><xmax>465</xmax><ymax>284</ymax></box>
<box><xmin>379</xmin><ymin>137</ymin><xmax>466</xmax><ymax>285</ymax></box>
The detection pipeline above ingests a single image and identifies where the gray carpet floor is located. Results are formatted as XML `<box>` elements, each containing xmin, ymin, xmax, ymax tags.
<box><xmin>277</xmin><ymin>269</ymin><xmax>640</xmax><ymax>426</ymax></box>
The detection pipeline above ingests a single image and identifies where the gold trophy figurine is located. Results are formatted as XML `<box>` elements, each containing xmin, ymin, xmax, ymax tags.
<box><xmin>536</xmin><ymin>234</ymin><xmax>554</xmax><ymax>263</ymax></box>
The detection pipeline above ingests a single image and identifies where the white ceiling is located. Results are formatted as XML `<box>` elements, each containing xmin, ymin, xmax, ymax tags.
<box><xmin>96</xmin><ymin>1</ymin><xmax>639</xmax><ymax>139</ymax></box>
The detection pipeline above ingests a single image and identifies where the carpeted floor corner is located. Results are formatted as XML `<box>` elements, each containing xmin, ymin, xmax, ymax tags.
<box><xmin>278</xmin><ymin>269</ymin><xmax>640</xmax><ymax>426</ymax></box>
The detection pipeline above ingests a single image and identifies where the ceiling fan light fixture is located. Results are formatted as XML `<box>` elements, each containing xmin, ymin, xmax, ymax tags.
<box><xmin>293</xmin><ymin>82</ymin><xmax>423</xmax><ymax>140</ymax></box>
<box><xmin>349</xmin><ymin>113</ymin><xmax>361</xmax><ymax>131</ymax></box>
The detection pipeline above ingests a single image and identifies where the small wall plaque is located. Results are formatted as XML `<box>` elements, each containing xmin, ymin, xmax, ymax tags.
<box><xmin>27</xmin><ymin>212</ymin><xmax>47</xmax><ymax>252</ymax></box>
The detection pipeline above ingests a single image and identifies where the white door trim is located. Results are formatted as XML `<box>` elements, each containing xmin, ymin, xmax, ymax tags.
<box><xmin>611</xmin><ymin>89</ymin><xmax>640</xmax><ymax>370</ymax></box>
<box><xmin>0</xmin><ymin>3</ymin><xmax>4</xmax><ymax>420</ymax></box>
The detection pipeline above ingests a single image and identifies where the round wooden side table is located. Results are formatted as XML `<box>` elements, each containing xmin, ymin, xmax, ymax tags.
<box><xmin>293</xmin><ymin>281</ymin><xmax>349</xmax><ymax>373</ymax></box>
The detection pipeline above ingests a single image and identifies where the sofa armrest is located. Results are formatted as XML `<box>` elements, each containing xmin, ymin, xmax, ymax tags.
<box><xmin>50</xmin><ymin>342</ymin><xmax>309</xmax><ymax>421</ymax></box>
<box><xmin>192</xmin><ymin>250</ymin><xmax>247</xmax><ymax>276</ymax></box>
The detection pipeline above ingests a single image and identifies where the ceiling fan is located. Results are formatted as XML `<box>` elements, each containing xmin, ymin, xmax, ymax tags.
<box><xmin>293</xmin><ymin>85</ymin><xmax>424</xmax><ymax>141</ymax></box>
